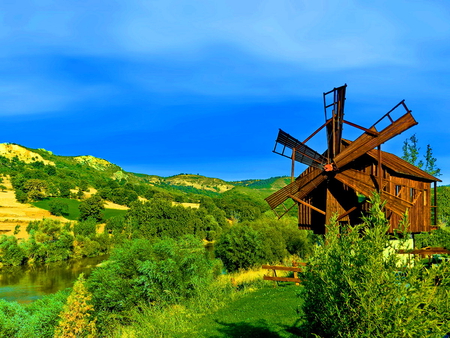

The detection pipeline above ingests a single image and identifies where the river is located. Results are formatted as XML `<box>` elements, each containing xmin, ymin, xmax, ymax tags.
<box><xmin>0</xmin><ymin>255</ymin><xmax>108</xmax><ymax>303</ymax></box>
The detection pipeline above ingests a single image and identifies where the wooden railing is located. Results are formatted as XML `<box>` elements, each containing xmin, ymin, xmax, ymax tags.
<box><xmin>262</xmin><ymin>262</ymin><xmax>307</xmax><ymax>285</ymax></box>
<box><xmin>398</xmin><ymin>247</ymin><xmax>450</xmax><ymax>259</ymax></box>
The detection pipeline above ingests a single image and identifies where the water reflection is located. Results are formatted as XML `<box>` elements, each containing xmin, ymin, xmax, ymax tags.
<box><xmin>0</xmin><ymin>255</ymin><xmax>108</xmax><ymax>303</ymax></box>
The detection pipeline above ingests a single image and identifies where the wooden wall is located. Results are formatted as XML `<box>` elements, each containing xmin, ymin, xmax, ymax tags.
<box><xmin>295</xmin><ymin>154</ymin><xmax>434</xmax><ymax>234</ymax></box>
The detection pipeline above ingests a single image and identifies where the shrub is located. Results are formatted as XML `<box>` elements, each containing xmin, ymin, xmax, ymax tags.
<box><xmin>299</xmin><ymin>193</ymin><xmax>450</xmax><ymax>337</ymax></box>
<box><xmin>215</xmin><ymin>225</ymin><xmax>267</xmax><ymax>272</ymax></box>
<box><xmin>88</xmin><ymin>236</ymin><xmax>214</xmax><ymax>317</ymax></box>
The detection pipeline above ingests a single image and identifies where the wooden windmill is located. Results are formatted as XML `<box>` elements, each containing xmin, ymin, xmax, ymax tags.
<box><xmin>266</xmin><ymin>85</ymin><xmax>441</xmax><ymax>234</ymax></box>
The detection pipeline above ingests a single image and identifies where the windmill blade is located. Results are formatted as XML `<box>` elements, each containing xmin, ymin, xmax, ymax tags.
<box><xmin>333</xmin><ymin>111</ymin><xmax>417</xmax><ymax>170</ymax></box>
<box><xmin>273</xmin><ymin>129</ymin><xmax>327</xmax><ymax>169</ymax></box>
<box><xmin>265</xmin><ymin>167</ymin><xmax>327</xmax><ymax>210</ymax></box>
<box><xmin>335</xmin><ymin>169</ymin><xmax>413</xmax><ymax>216</ymax></box>
<box><xmin>324</xmin><ymin>85</ymin><xmax>347</xmax><ymax>161</ymax></box>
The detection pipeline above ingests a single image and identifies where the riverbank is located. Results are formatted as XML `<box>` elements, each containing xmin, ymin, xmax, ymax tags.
<box><xmin>0</xmin><ymin>255</ymin><xmax>108</xmax><ymax>303</ymax></box>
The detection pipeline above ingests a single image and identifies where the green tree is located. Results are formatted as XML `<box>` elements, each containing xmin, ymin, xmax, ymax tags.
<box><xmin>23</xmin><ymin>179</ymin><xmax>48</xmax><ymax>201</ymax></box>
<box><xmin>0</xmin><ymin>235</ymin><xmax>26</xmax><ymax>266</ymax></box>
<box><xmin>74</xmin><ymin>219</ymin><xmax>97</xmax><ymax>238</ymax></box>
<box><xmin>402</xmin><ymin>134</ymin><xmax>441</xmax><ymax>176</ymax></box>
<box><xmin>78</xmin><ymin>195</ymin><xmax>104</xmax><ymax>223</ymax></box>
<box><xmin>422</xmin><ymin>144</ymin><xmax>441</xmax><ymax>176</ymax></box>
<box><xmin>49</xmin><ymin>200</ymin><xmax>69</xmax><ymax>216</ymax></box>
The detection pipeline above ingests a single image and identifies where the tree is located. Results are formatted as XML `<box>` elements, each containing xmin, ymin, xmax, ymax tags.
<box><xmin>54</xmin><ymin>274</ymin><xmax>97</xmax><ymax>338</ymax></box>
<box><xmin>49</xmin><ymin>200</ymin><xmax>69</xmax><ymax>216</ymax></box>
<box><xmin>402</xmin><ymin>134</ymin><xmax>441</xmax><ymax>176</ymax></box>
<box><xmin>423</xmin><ymin>144</ymin><xmax>441</xmax><ymax>177</ymax></box>
<box><xmin>78</xmin><ymin>195</ymin><xmax>104</xmax><ymax>223</ymax></box>
<box><xmin>23</xmin><ymin>179</ymin><xmax>48</xmax><ymax>201</ymax></box>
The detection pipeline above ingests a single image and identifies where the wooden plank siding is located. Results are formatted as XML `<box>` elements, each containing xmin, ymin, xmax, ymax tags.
<box><xmin>294</xmin><ymin>152</ymin><xmax>436</xmax><ymax>234</ymax></box>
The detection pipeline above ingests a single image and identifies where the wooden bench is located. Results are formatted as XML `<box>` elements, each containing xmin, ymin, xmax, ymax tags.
<box><xmin>262</xmin><ymin>262</ymin><xmax>307</xmax><ymax>286</ymax></box>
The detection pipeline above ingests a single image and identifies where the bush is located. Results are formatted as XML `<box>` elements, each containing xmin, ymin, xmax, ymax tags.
<box><xmin>215</xmin><ymin>225</ymin><xmax>267</xmax><ymax>272</ymax></box>
<box><xmin>299</xmin><ymin>193</ymin><xmax>450</xmax><ymax>337</ymax></box>
<box><xmin>88</xmin><ymin>236</ymin><xmax>214</xmax><ymax>317</ymax></box>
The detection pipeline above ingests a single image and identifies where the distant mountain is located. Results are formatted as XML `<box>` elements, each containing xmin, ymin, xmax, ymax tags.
<box><xmin>0</xmin><ymin>143</ymin><xmax>288</xmax><ymax>199</ymax></box>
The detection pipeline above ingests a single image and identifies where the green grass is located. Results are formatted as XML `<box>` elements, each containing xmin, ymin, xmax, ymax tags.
<box><xmin>32</xmin><ymin>197</ymin><xmax>127</xmax><ymax>221</ymax></box>
<box><xmin>187</xmin><ymin>285</ymin><xmax>303</xmax><ymax>338</ymax></box>
<box><xmin>33</xmin><ymin>197</ymin><xmax>81</xmax><ymax>220</ymax></box>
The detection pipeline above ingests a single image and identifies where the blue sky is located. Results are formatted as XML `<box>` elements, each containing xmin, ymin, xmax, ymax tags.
<box><xmin>1</xmin><ymin>0</ymin><xmax>450</xmax><ymax>184</ymax></box>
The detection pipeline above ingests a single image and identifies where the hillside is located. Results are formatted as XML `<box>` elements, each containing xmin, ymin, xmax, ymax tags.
<box><xmin>0</xmin><ymin>143</ymin><xmax>290</xmax><ymax>236</ymax></box>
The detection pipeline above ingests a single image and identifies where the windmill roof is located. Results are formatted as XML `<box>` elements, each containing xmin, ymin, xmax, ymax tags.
<box><xmin>342</xmin><ymin>139</ymin><xmax>441</xmax><ymax>182</ymax></box>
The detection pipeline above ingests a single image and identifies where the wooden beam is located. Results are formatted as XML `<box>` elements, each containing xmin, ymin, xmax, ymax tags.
<box><xmin>343</xmin><ymin>119</ymin><xmax>379</xmax><ymax>136</ymax></box>
<box><xmin>265</xmin><ymin>168</ymin><xmax>326</xmax><ymax>210</ymax></box>
<box><xmin>334</xmin><ymin>112</ymin><xmax>417</xmax><ymax>170</ymax></box>
<box><xmin>288</xmin><ymin>194</ymin><xmax>326</xmax><ymax>215</ymax></box>
<box><xmin>336</xmin><ymin>206</ymin><xmax>358</xmax><ymax>221</ymax></box>
<box><xmin>378</xmin><ymin>145</ymin><xmax>383</xmax><ymax>192</ymax></box>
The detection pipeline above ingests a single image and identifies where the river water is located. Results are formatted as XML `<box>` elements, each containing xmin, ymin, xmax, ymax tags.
<box><xmin>0</xmin><ymin>255</ymin><xmax>108</xmax><ymax>303</ymax></box>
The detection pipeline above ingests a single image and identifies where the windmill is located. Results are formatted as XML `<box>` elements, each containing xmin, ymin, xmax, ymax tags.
<box><xmin>266</xmin><ymin>85</ymin><xmax>440</xmax><ymax>234</ymax></box>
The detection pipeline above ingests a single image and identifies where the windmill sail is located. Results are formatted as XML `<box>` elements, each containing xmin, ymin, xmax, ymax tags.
<box><xmin>273</xmin><ymin>129</ymin><xmax>327</xmax><ymax>169</ymax></box>
<box><xmin>333</xmin><ymin>111</ymin><xmax>417</xmax><ymax>170</ymax></box>
<box><xmin>324</xmin><ymin>85</ymin><xmax>347</xmax><ymax>161</ymax></box>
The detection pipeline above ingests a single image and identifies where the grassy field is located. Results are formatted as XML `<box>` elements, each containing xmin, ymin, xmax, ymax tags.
<box><xmin>32</xmin><ymin>198</ymin><xmax>127</xmax><ymax>221</ymax></box>
<box><xmin>187</xmin><ymin>285</ymin><xmax>303</xmax><ymax>338</ymax></box>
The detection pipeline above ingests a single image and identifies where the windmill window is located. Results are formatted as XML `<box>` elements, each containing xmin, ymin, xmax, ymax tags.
<box><xmin>409</xmin><ymin>188</ymin><xmax>415</xmax><ymax>202</ymax></box>
<box><xmin>395</xmin><ymin>185</ymin><xmax>402</xmax><ymax>197</ymax></box>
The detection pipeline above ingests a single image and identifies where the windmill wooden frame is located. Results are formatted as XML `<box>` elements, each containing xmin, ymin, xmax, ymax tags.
<box><xmin>266</xmin><ymin>85</ymin><xmax>441</xmax><ymax>234</ymax></box>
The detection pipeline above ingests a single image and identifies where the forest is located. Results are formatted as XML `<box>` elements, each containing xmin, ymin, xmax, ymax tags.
<box><xmin>0</xmin><ymin>144</ymin><xmax>449</xmax><ymax>337</ymax></box>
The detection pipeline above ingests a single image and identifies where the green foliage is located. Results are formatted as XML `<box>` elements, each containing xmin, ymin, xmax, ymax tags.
<box><xmin>0</xmin><ymin>235</ymin><xmax>26</xmax><ymax>266</ymax></box>
<box><xmin>213</xmin><ymin>190</ymin><xmax>268</xmax><ymax>222</ymax></box>
<box><xmin>299</xmin><ymin>193</ymin><xmax>450</xmax><ymax>337</ymax></box>
<box><xmin>215</xmin><ymin>216</ymin><xmax>312</xmax><ymax>272</ymax></box>
<box><xmin>24</xmin><ymin>290</ymin><xmax>70</xmax><ymax>338</ymax></box>
<box><xmin>74</xmin><ymin>218</ymin><xmax>97</xmax><ymax>237</ymax></box>
<box><xmin>402</xmin><ymin>134</ymin><xmax>421</xmax><ymax>167</ymax></box>
<box><xmin>415</xmin><ymin>226</ymin><xmax>450</xmax><ymax>249</ymax></box>
<box><xmin>88</xmin><ymin>236</ymin><xmax>215</xmax><ymax>319</ymax></box>
<box><xmin>437</xmin><ymin>185</ymin><xmax>450</xmax><ymax>225</ymax></box>
<box><xmin>402</xmin><ymin>134</ymin><xmax>441</xmax><ymax>176</ymax></box>
<box><xmin>125</xmin><ymin>198</ymin><xmax>207</xmax><ymax>240</ymax></box>
<box><xmin>33</xmin><ymin>198</ymin><xmax>82</xmax><ymax>220</ymax></box>
<box><xmin>423</xmin><ymin>144</ymin><xmax>441</xmax><ymax>177</ymax></box>
<box><xmin>48</xmin><ymin>199</ymin><xmax>69</xmax><ymax>216</ymax></box>
<box><xmin>0</xmin><ymin>299</ymin><xmax>29</xmax><ymax>337</ymax></box>
<box><xmin>136</xmin><ymin>236</ymin><xmax>214</xmax><ymax>304</ymax></box>
<box><xmin>215</xmin><ymin>225</ymin><xmax>267</xmax><ymax>272</ymax></box>
<box><xmin>78</xmin><ymin>194</ymin><xmax>105</xmax><ymax>223</ymax></box>
<box><xmin>0</xmin><ymin>289</ymin><xmax>69</xmax><ymax>338</ymax></box>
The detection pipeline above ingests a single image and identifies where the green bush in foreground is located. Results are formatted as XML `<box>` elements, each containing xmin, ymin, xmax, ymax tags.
<box><xmin>300</xmin><ymin>193</ymin><xmax>450</xmax><ymax>338</ymax></box>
